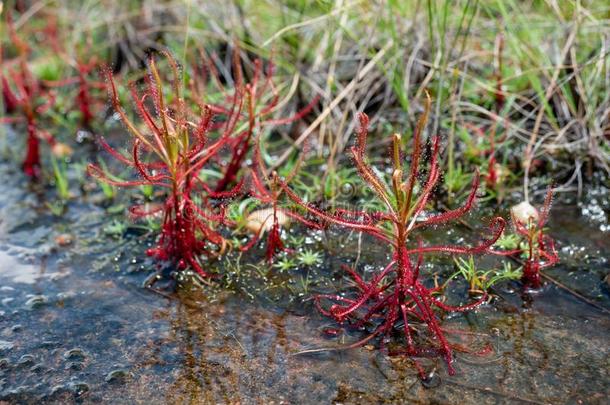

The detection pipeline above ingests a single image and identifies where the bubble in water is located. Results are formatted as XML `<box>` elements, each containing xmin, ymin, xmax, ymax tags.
<box><xmin>25</xmin><ymin>295</ymin><xmax>47</xmax><ymax>310</ymax></box>
<box><xmin>340</xmin><ymin>182</ymin><xmax>354</xmax><ymax>196</ymax></box>
<box><xmin>69</xmin><ymin>381</ymin><xmax>90</xmax><ymax>397</ymax></box>
<box><xmin>76</xmin><ymin>130</ymin><xmax>93</xmax><ymax>143</ymax></box>
<box><xmin>421</xmin><ymin>370</ymin><xmax>441</xmax><ymax>388</ymax></box>
<box><xmin>16</xmin><ymin>354</ymin><xmax>35</xmax><ymax>367</ymax></box>
<box><xmin>63</xmin><ymin>348</ymin><xmax>87</xmax><ymax>362</ymax></box>
<box><xmin>105</xmin><ymin>368</ymin><xmax>131</xmax><ymax>384</ymax></box>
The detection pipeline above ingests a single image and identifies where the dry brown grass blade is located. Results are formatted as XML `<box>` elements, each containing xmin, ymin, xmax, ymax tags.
<box><xmin>271</xmin><ymin>40</ymin><xmax>393</xmax><ymax>170</ymax></box>
<box><xmin>523</xmin><ymin>15</ymin><xmax>580</xmax><ymax>201</ymax></box>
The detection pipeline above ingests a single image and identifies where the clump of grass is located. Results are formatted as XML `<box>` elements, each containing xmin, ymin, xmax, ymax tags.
<box><xmin>277</xmin><ymin>95</ymin><xmax>506</xmax><ymax>377</ymax></box>
<box><xmin>449</xmin><ymin>256</ymin><xmax>521</xmax><ymax>296</ymax></box>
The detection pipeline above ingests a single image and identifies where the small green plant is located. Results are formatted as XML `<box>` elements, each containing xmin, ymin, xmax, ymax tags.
<box><xmin>450</xmin><ymin>256</ymin><xmax>522</xmax><ymax>295</ymax></box>
<box><xmin>227</xmin><ymin>197</ymin><xmax>261</xmax><ymax>231</ymax></box>
<box><xmin>323</xmin><ymin>167</ymin><xmax>361</xmax><ymax>201</ymax></box>
<box><xmin>46</xmin><ymin>201</ymin><xmax>66</xmax><ymax>217</ymax></box>
<box><xmin>106</xmin><ymin>204</ymin><xmax>125</xmax><ymax>215</ymax></box>
<box><xmin>287</xmin><ymin>234</ymin><xmax>306</xmax><ymax>247</ymax></box>
<box><xmin>495</xmin><ymin>262</ymin><xmax>523</xmax><ymax>285</ymax></box>
<box><xmin>139</xmin><ymin>184</ymin><xmax>154</xmax><ymax>200</ymax></box>
<box><xmin>90</xmin><ymin>159</ymin><xmax>116</xmax><ymax>200</ymax></box>
<box><xmin>444</xmin><ymin>162</ymin><xmax>472</xmax><ymax>198</ymax></box>
<box><xmin>43</xmin><ymin>155</ymin><xmax>71</xmax><ymax>216</ymax></box>
<box><xmin>104</xmin><ymin>220</ymin><xmax>128</xmax><ymax>238</ymax></box>
<box><xmin>494</xmin><ymin>232</ymin><xmax>520</xmax><ymax>251</ymax></box>
<box><xmin>273</xmin><ymin>257</ymin><xmax>297</xmax><ymax>272</ymax></box>
<box><xmin>99</xmin><ymin>182</ymin><xmax>116</xmax><ymax>200</ymax></box>
<box><xmin>297</xmin><ymin>249</ymin><xmax>323</xmax><ymax>267</ymax></box>
<box><xmin>50</xmin><ymin>155</ymin><xmax>70</xmax><ymax>200</ymax></box>
<box><xmin>297</xmin><ymin>271</ymin><xmax>312</xmax><ymax>295</ymax></box>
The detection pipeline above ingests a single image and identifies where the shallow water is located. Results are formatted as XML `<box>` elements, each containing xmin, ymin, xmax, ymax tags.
<box><xmin>0</xmin><ymin>157</ymin><xmax>608</xmax><ymax>404</ymax></box>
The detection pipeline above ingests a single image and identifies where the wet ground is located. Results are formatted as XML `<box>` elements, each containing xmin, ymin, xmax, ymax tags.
<box><xmin>0</xmin><ymin>153</ymin><xmax>608</xmax><ymax>404</ymax></box>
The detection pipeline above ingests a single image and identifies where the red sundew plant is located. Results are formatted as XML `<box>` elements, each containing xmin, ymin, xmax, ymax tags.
<box><xmin>463</xmin><ymin>122</ymin><xmax>507</xmax><ymax>191</ymax></box>
<box><xmin>190</xmin><ymin>49</ymin><xmax>318</xmax><ymax>193</ymax></box>
<box><xmin>1</xmin><ymin>59</ymin><xmax>59</xmax><ymax>177</ymax></box>
<box><xmin>75</xmin><ymin>59</ymin><xmax>96</xmax><ymax>127</ymax></box>
<box><xmin>44</xmin><ymin>56</ymin><xmax>107</xmax><ymax>129</ymax></box>
<box><xmin>276</xmin><ymin>96</ymin><xmax>507</xmax><ymax>377</ymax></box>
<box><xmin>484</xmin><ymin>127</ymin><xmax>503</xmax><ymax>190</ymax></box>
<box><xmin>509</xmin><ymin>188</ymin><xmax>558</xmax><ymax>289</ymax></box>
<box><xmin>1</xmin><ymin>14</ymin><xmax>60</xmax><ymax>177</ymax></box>
<box><xmin>1</xmin><ymin>73</ymin><xmax>18</xmax><ymax>113</ymax></box>
<box><xmin>88</xmin><ymin>51</ymin><xmax>243</xmax><ymax>277</ymax></box>
<box><xmin>245</xmin><ymin>139</ymin><xmax>321</xmax><ymax>262</ymax></box>
<box><xmin>40</xmin><ymin>31</ymin><xmax>107</xmax><ymax>130</ymax></box>
<box><xmin>12</xmin><ymin>9</ymin><xmax>104</xmax><ymax>130</ymax></box>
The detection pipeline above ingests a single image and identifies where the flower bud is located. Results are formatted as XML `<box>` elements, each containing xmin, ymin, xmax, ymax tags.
<box><xmin>51</xmin><ymin>142</ymin><xmax>73</xmax><ymax>158</ymax></box>
<box><xmin>245</xmin><ymin>208</ymin><xmax>289</xmax><ymax>235</ymax></box>
<box><xmin>510</xmin><ymin>201</ymin><xmax>539</xmax><ymax>227</ymax></box>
